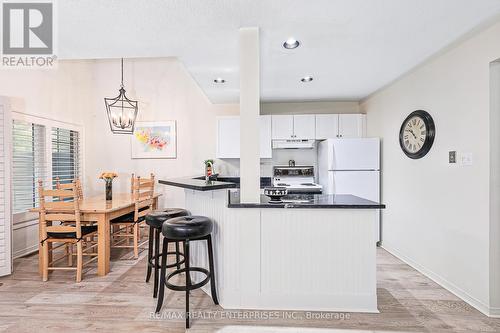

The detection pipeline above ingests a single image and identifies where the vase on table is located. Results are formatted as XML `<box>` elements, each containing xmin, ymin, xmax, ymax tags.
<box><xmin>99</xmin><ymin>172</ymin><xmax>118</xmax><ymax>201</ymax></box>
<box><xmin>105</xmin><ymin>179</ymin><xmax>113</xmax><ymax>201</ymax></box>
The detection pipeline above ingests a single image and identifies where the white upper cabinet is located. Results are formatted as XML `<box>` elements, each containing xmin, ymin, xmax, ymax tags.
<box><xmin>272</xmin><ymin>114</ymin><xmax>316</xmax><ymax>140</ymax></box>
<box><xmin>271</xmin><ymin>115</ymin><xmax>294</xmax><ymax>139</ymax></box>
<box><xmin>315</xmin><ymin>114</ymin><xmax>366</xmax><ymax>139</ymax></box>
<box><xmin>216</xmin><ymin>116</ymin><xmax>240</xmax><ymax>158</ymax></box>
<box><xmin>293</xmin><ymin>115</ymin><xmax>316</xmax><ymax>139</ymax></box>
<box><xmin>315</xmin><ymin>114</ymin><xmax>339</xmax><ymax>140</ymax></box>
<box><xmin>216</xmin><ymin>115</ymin><xmax>272</xmax><ymax>159</ymax></box>
<box><xmin>339</xmin><ymin>114</ymin><xmax>366</xmax><ymax>138</ymax></box>
<box><xmin>218</xmin><ymin>113</ymin><xmax>366</xmax><ymax>159</ymax></box>
<box><xmin>259</xmin><ymin>115</ymin><xmax>272</xmax><ymax>158</ymax></box>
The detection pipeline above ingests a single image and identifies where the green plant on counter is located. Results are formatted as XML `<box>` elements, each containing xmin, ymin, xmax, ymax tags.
<box><xmin>204</xmin><ymin>159</ymin><xmax>214</xmax><ymax>166</ymax></box>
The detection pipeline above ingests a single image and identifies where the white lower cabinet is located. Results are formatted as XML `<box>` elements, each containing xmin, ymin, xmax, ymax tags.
<box><xmin>216</xmin><ymin>115</ymin><xmax>272</xmax><ymax>159</ymax></box>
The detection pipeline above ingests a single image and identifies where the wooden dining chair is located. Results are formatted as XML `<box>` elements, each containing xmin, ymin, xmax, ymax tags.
<box><xmin>55</xmin><ymin>177</ymin><xmax>83</xmax><ymax>199</ymax></box>
<box><xmin>38</xmin><ymin>180</ymin><xmax>98</xmax><ymax>282</ymax></box>
<box><xmin>111</xmin><ymin>173</ymin><xmax>155</xmax><ymax>258</ymax></box>
<box><xmin>55</xmin><ymin>177</ymin><xmax>93</xmax><ymax>264</ymax></box>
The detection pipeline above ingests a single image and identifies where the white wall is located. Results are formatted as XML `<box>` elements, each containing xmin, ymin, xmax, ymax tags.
<box><xmin>0</xmin><ymin>61</ymin><xmax>92</xmax><ymax>124</ymax></box>
<box><xmin>84</xmin><ymin>58</ymin><xmax>239</xmax><ymax>208</ymax></box>
<box><xmin>361</xmin><ymin>20</ymin><xmax>500</xmax><ymax>315</ymax></box>
<box><xmin>261</xmin><ymin>101</ymin><xmax>360</xmax><ymax>115</ymax></box>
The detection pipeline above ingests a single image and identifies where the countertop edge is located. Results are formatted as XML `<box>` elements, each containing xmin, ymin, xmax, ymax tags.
<box><xmin>159</xmin><ymin>179</ymin><xmax>237</xmax><ymax>191</ymax></box>
<box><xmin>226</xmin><ymin>191</ymin><xmax>386</xmax><ymax>209</ymax></box>
<box><xmin>227</xmin><ymin>203</ymin><xmax>386</xmax><ymax>209</ymax></box>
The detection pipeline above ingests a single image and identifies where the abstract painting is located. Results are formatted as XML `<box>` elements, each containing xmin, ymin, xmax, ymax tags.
<box><xmin>131</xmin><ymin>121</ymin><xmax>177</xmax><ymax>159</ymax></box>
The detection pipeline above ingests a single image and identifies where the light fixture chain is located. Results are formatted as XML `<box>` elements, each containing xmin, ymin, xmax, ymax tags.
<box><xmin>121</xmin><ymin>58</ymin><xmax>124</xmax><ymax>88</ymax></box>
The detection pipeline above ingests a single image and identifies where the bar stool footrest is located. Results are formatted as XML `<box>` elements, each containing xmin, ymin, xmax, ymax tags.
<box><xmin>148</xmin><ymin>251</ymin><xmax>185</xmax><ymax>269</ymax></box>
<box><xmin>165</xmin><ymin>267</ymin><xmax>210</xmax><ymax>291</ymax></box>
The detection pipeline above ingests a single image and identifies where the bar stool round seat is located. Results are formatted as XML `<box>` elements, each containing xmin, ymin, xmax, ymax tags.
<box><xmin>145</xmin><ymin>208</ymin><xmax>190</xmax><ymax>298</ymax></box>
<box><xmin>156</xmin><ymin>215</ymin><xmax>218</xmax><ymax>329</ymax></box>
<box><xmin>145</xmin><ymin>208</ymin><xmax>188</xmax><ymax>228</ymax></box>
<box><xmin>162</xmin><ymin>215</ymin><xmax>213</xmax><ymax>240</ymax></box>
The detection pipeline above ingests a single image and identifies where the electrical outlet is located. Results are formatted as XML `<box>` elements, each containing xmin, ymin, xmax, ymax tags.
<box><xmin>461</xmin><ymin>152</ymin><xmax>473</xmax><ymax>166</ymax></box>
<box><xmin>449</xmin><ymin>151</ymin><xmax>456</xmax><ymax>164</ymax></box>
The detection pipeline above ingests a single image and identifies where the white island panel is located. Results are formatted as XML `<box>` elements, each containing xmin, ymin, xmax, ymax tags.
<box><xmin>185</xmin><ymin>189</ymin><xmax>378</xmax><ymax>313</ymax></box>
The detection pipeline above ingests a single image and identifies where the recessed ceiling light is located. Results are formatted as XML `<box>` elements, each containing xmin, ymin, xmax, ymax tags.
<box><xmin>283</xmin><ymin>38</ymin><xmax>300</xmax><ymax>49</ymax></box>
<box><xmin>214</xmin><ymin>77</ymin><xmax>225</xmax><ymax>83</ymax></box>
<box><xmin>301</xmin><ymin>76</ymin><xmax>313</xmax><ymax>82</ymax></box>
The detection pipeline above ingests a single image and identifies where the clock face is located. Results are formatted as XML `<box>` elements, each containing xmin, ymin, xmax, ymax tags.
<box><xmin>399</xmin><ymin>110</ymin><xmax>435</xmax><ymax>159</ymax></box>
<box><xmin>402</xmin><ymin>116</ymin><xmax>427</xmax><ymax>154</ymax></box>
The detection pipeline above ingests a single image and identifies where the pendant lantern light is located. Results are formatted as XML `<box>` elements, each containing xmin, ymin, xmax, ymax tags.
<box><xmin>104</xmin><ymin>58</ymin><xmax>138</xmax><ymax>134</ymax></box>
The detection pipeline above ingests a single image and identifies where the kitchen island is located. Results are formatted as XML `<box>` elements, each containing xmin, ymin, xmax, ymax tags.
<box><xmin>160</xmin><ymin>178</ymin><xmax>385</xmax><ymax>313</ymax></box>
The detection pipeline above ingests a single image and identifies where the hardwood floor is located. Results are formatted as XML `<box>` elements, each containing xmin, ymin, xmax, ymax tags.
<box><xmin>0</xmin><ymin>247</ymin><xmax>499</xmax><ymax>333</ymax></box>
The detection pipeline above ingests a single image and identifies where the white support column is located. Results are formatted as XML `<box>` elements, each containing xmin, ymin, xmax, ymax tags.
<box><xmin>239</xmin><ymin>27</ymin><xmax>260</xmax><ymax>203</ymax></box>
<box><xmin>489</xmin><ymin>61</ymin><xmax>500</xmax><ymax>316</ymax></box>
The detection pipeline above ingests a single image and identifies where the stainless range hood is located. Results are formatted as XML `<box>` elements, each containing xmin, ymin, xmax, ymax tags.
<box><xmin>272</xmin><ymin>139</ymin><xmax>316</xmax><ymax>149</ymax></box>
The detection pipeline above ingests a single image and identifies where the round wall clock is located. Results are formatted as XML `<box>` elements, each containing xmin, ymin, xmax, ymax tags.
<box><xmin>399</xmin><ymin>110</ymin><xmax>435</xmax><ymax>159</ymax></box>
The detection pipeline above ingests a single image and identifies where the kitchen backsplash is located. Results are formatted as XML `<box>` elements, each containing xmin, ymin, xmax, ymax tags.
<box><xmin>215</xmin><ymin>145</ymin><xmax>319</xmax><ymax>178</ymax></box>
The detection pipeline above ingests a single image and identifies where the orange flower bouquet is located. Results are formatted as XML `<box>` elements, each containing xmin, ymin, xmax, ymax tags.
<box><xmin>99</xmin><ymin>172</ymin><xmax>118</xmax><ymax>180</ymax></box>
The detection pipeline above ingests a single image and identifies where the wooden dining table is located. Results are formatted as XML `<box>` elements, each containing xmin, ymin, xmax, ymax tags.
<box><xmin>31</xmin><ymin>192</ymin><xmax>160</xmax><ymax>277</ymax></box>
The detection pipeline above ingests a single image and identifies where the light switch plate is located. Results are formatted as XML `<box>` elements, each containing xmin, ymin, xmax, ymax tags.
<box><xmin>461</xmin><ymin>152</ymin><xmax>473</xmax><ymax>166</ymax></box>
<box><xmin>449</xmin><ymin>151</ymin><xmax>456</xmax><ymax>163</ymax></box>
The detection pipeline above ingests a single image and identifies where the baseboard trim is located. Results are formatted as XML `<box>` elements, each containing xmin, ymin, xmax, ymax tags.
<box><xmin>381</xmin><ymin>242</ymin><xmax>493</xmax><ymax>317</ymax></box>
<box><xmin>13</xmin><ymin>245</ymin><xmax>38</xmax><ymax>259</ymax></box>
<box><xmin>489</xmin><ymin>307</ymin><xmax>500</xmax><ymax>318</ymax></box>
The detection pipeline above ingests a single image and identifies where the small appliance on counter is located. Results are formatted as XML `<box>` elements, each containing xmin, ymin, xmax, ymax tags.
<box><xmin>272</xmin><ymin>165</ymin><xmax>323</xmax><ymax>193</ymax></box>
<box><xmin>263</xmin><ymin>187</ymin><xmax>288</xmax><ymax>203</ymax></box>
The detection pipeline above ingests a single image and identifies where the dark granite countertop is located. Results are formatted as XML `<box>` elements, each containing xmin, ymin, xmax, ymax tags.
<box><xmin>227</xmin><ymin>191</ymin><xmax>386</xmax><ymax>209</ymax></box>
<box><xmin>159</xmin><ymin>176</ymin><xmax>272</xmax><ymax>191</ymax></box>
<box><xmin>159</xmin><ymin>178</ymin><xmax>237</xmax><ymax>191</ymax></box>
<box><xmin>192</xmin><ymin>176</ymin><xmax>272</xmax><ymax>188</ymax></box>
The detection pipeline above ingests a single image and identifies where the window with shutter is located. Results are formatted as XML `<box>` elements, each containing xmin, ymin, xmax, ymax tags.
<box><xmin>11</xmin><ymin>120</ymin><xmax>46</xmax><ymax>216</ymax></box>
<box><xmin>51</xmin><ymin>127</ymin><xmax>81</xmax><ymax>187</ymax></box>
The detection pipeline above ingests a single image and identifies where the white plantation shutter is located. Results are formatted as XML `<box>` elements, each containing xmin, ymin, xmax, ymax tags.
<box><xmin>8</xmin><ymin>116</ymin><xmax>82</xmax><ymax>263</ymax></box>
<box><xmin>0</xmin><ymin>102</ymin><xmax>12</xmax><ymax>276</ymax></box>
<box><xmin>12</xmin><ymin>120</ymin><xmax>46</xmax><ymax>214</ymax></box>
<box><xmin>51</xmin><ymin>127</ymin><xmax>80</xmax><ymax>186</ymax></box>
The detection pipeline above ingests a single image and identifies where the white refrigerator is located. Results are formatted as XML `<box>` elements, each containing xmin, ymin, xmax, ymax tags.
<box><xmin>318</xmin><ymin>138</ymin><xmax>381</xmax><ymax>243</ymax></box>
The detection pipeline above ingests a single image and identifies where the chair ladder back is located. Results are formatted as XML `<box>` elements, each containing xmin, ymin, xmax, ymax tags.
<box><xmin>55</xmin><ymin>177</ymin><xmax>83</xmax><ymax>200</ymax></box>
<box><xmin>134</xmin><ymin>173</ymin><xmax>155</xmax><ymax>221</ymax></box>
<box><xmin>38</xmin><ymin>180</ymin><xmax>82</xmax><ymax>240</ymax></box>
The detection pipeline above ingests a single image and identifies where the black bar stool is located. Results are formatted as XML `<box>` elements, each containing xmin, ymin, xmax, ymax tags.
<box><xmin>155</xmin><ymin>215</ymin><xmax>219</xmax><ymax>329</ymax></box>
<box><xmin>145</xmin><ymin>208</ymin><xmax>190</xmax><ymax>298</ymax></box>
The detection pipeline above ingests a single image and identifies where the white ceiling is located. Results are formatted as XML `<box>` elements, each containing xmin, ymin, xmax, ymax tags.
<box><xmin>59</xmin><ymin>0</ymin><xmax>500</xmax><ymax>103</ymax></box>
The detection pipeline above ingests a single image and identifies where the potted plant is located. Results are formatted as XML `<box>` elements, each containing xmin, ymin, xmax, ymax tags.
<box><xmin>204</xmin><ymin>159</ymin><xmax>214</xmax><ymax>181</ymax></box>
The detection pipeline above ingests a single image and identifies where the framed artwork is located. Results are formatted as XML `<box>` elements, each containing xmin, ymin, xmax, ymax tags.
<box><xmin>131</xmin><ymin>121</ymin><xmax>177</xmax><ymax>159</ymax></box>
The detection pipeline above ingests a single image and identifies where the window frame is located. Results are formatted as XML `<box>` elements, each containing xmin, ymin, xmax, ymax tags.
<box><xmin>11</xmin><ymin>112</ymin><xmax>85</xmax><ymax>224</ymax></box>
